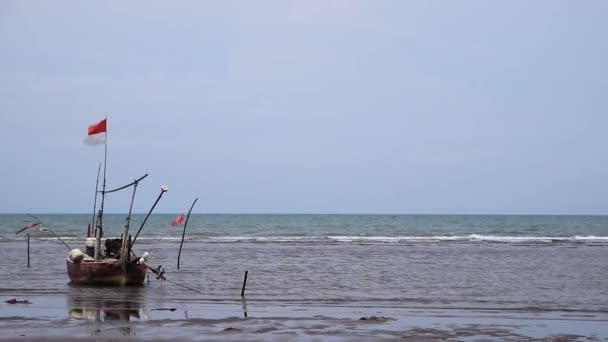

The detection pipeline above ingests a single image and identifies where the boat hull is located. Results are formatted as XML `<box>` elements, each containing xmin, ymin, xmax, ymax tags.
<box><xmin>67</xmin><ymin>257</ymin><xmax>147</xmax><ymax>286</ymax></box>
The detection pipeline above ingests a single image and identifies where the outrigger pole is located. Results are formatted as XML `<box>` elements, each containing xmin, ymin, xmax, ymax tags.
<box><xmin>27</xmin><ymin>214</ymin><xmax>72</xmax><ymax>251</ymax></box>
<box><xmin>104</xmin><ymin>174</ymin><xmax>149</xmax><ymax>194</ymax></box>
<box><xmin>130</xmin><ymin>185</ymin><xmax>169</xmax><ymax>248</ymax></box>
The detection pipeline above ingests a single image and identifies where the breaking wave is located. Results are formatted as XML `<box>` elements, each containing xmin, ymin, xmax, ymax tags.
<box><xmin>200</xmin><ymin>234</ymin><xmax>608</xmax><ymax>244</ymax></box>
<box><xmin>3</xmin><ymin>234</ymin><xmax>608</xmax><ymax>245</ymax></box>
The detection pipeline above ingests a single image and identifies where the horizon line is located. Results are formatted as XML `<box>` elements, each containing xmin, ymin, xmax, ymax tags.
<box><xmin>1</xmin><ymin>212</ymin><xmax>607</xmax><ymax>216</ymax></box>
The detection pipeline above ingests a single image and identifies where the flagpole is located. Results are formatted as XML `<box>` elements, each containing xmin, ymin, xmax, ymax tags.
<box><xmin>94</xmin><ymin>116</ymin><xmax>108</xmax><ymax>260</ymax></box>
<box><xmin>91</xmin><ymin>162</ymin><xmax>101</xmax><ymax>237</ymax></box>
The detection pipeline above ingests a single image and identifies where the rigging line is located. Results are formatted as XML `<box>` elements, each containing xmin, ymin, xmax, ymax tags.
<box><xmin>144</xmin><ymin>264</ymin><xmax>204</xmax><ymax>294</ymax></box>
<box><xmin>26</xmin><ymin>214</ymin><xmax>72</xmax><ymax>251</ymax></box>
<box><xmin>163</xmin><ymin>278</ymin><xmax>205</xmax><ymax>295</ymax></box>
<box><xmin>147</xmin><ymin>228</ymin><xmax>172</xmax><ymax>254</ymax></box>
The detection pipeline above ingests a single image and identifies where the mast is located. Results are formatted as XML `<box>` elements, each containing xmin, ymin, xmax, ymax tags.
<box><xmin>121</xmin><ymin>178</ymin><xmax>139</xmax><ymax>271</ymax></box>
<box><xmin>91</xmin><ymin>162</ymin><xmax>101</xmax><ymax>237</ymax></box>
<box><xmin>94</xmin><ymin>116</ymin><xmax>108</xmax><ymax>260</ymax></box>
<box><xmin>97</xmin><ymin>174</ymin><xmax>148</xmax><ymax>268</ymax></box>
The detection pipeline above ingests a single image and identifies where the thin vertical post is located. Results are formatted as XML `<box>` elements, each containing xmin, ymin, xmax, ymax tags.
<box><xmin>121</xmin><ymin>180</ymin><xmax>139</xmax><ymax>272</ymax></box>
<box><xmin>241</xmin><ymin>270</ymin><xmax>248</xmax><ymax>297</ymax></box>
<box><xmin>242</xmin><ymin>298</ymin><xmax>248</xmax><ymax>318</ymax></box>
<box><xmin>91</xmin><ymin>162</ymin><xmax>101</xmax><ymax>236</ymax></box>
<box><xmin>127</xmin><ymin>235</ymin><xmax>132</xmax><ymax>263</ymax></box>
<box><xmin>26</xmin><ymin>234</ymin><xmax>30</xmax><ymax>268</ymax></box>
<box><xmin>95</xmin><ymin>117</ymin><xmax>108</xmax><ymax>260</ymax></box>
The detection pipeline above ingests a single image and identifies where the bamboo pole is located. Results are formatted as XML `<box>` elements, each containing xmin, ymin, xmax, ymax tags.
<box><xmin>91</xmin><ymin>162</ymin><xmax>101</xmax><ymax>237</ymax></box>
<box><xmin>121</xmin><ymin>180</ymin><xmax>140</xmax><ymax>272</ymax></box>
<box><xmin>177</xmin><ymin>197</ymin><xmax>198</xmax><ymax>269</ymax></box>
<box><xmin>26</xmin><ymin>234</ymin><xmax>30</xmax><ymax>268</ymax></box>
<box><xmin>96</xmin><ymin>118</ymin><xmax>108</xmax><ymax>260</ymax></box>
<box><xmin>131</xmin><ymin>185</ymin><xmax>168</xmax><ymax>247</ymax></box>
<box><xmin>241</xmin><ymin>270</ymin><xmax>248</xmax><ymax>297</ymax></box>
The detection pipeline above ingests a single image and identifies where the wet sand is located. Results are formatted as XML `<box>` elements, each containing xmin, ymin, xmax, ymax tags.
<box><xmin>2</xmin><ymin>295</ymin><xmax>607</xmax><ymax>341</ymax></box>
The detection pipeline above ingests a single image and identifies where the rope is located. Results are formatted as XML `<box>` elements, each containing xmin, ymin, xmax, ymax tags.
<box><xmin>143</xmin><ymin>263</ymin><xmax>204</xmax><ymax>295</ymax></box>
<box><xmin>147</xmin><ymin>228</ymin><xmax>172</xmax><ymax>254</ymax></box>
<box><xmin>27</xmin><ymin>214</ymin><xmax>72</xmax><ymax>251</ymax></box>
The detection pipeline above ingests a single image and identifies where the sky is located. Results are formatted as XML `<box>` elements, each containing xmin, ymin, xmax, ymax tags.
<box><xmin>1</xmin><ymin>1</ymin><xmax>607</xmax><ymax>214</ymax></box>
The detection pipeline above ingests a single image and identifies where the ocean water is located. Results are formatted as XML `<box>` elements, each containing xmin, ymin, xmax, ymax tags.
<box><xmin>1</xmin><ymin>214</ymin><xmax>607</xmax><ymax>312</ymax></box>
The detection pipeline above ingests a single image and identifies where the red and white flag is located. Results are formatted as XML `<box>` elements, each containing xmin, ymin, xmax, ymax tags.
<box><xmin>84</xmin><ymin>118</ymin><xmax>107</xmax><ymax>145</ymax></box>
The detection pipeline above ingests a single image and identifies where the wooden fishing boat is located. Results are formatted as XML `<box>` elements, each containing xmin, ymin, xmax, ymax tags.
<box><xmin>67</xmin><ymin>118</ymin><xmax>167</xmax><ymax>286</ymax></box>
<box><xmin>67</xmin><ymin>255</ymin><xmax>147</xmax><ymax>286</ymax></box>
<box><xmin>66</xmin><ymin>178</ymin><xmax>168</xmax><ymax>286</ymax></box>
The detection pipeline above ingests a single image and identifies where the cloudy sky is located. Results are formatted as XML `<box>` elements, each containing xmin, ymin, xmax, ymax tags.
<box><xmin>1</xmin><ymin>1</ymin><xmax>606</xmax><ymax>214</ymax></box>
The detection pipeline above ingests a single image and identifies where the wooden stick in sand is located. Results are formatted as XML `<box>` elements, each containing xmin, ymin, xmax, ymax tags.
<box><xmin>241</xmin><ymin>270</ymin><xmax>248</xmax><ymax>297</ymax></box>
<box><xmin>177</xmin><ymin>197</ymin><xmax>198</xmax><ymax>270</ymax></box>
<box><xmin>26</xmin><ymin>234</ymin><xmax>30</xmax><ymax>268</ymax></box>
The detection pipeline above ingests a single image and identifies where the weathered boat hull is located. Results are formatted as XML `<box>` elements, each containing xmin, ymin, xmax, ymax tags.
<box><xmin>67</xmin><ymin>257</ymin><xmax>147</xmax><ymax>286</ymax></box>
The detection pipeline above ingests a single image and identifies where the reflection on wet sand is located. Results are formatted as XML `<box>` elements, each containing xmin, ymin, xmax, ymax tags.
<box><xmin>67</xmin><ymin>284</ymin><xmax>147</xmax><ymax>322</ymax></box>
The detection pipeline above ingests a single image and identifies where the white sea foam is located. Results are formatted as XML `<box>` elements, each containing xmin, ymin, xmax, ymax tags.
<box><xmin>17</xmin><ymin>234</ymin><xmax>608</xmax><ymax>244</ymax></box>
<box><xmin>468</xmin><ymin>234</ymin><xmax>608</xmax><ymax>242</ymax></box>
<box><xmin>256</xmin><ymin>236</ymin><xmax>317</xmax><ymax>242</ymax></box>
<box><xmin>468</xmin><ymin>234</ymin><xmax>560</xmax><ymax>242</ymax></box>
<box><xmin>326</xmin><ymin>235</ymin><xmax>468</xmax><ymax>242</ymax></box>
<box><xmin>574</xmin><ymin>235</ymin><xmax>608</xmax><ymax>240</ymax></box>
<box><xmin>38</xmin><ymin>237</ymin><xmax>81</xmax><ymax>241</ymax></box>
<box><xmin>208</xmin><ymin>236</ymin><xmax>257</xmax><ymax>242</ymax></box>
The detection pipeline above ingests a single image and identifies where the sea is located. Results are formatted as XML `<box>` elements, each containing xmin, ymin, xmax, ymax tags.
<box><xmin>1</xmin><ymin>214</ymin><xmax>607</xmax><ymax>340</ymax></box>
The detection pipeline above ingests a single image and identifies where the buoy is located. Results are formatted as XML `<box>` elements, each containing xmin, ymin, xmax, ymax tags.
<box><xmin>69</xmin><ymin>249</ymin><xmax>85</xmax><ymax>263</ymax></box>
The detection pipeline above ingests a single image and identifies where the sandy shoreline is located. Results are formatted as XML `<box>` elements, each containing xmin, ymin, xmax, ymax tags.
<box><xmin>2</xmin><ymin>296</ymin><xmax>607</xmax><ymax>341</ymax></box>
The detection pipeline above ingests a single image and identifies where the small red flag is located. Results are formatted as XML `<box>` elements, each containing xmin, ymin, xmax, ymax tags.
<box><xmin>172</xmin><ymin>214</ymin><xmax>185</xmax><ymax>227</ymax></box>
<box><xmin>16</xmin><ymin>222</ymin><xmax>40</xmax><ymax>235</ymax></box>
<box><xmin>88</xmin><ymin>119</ymin><xmax>107</xmax><ymax>135</ymax></box>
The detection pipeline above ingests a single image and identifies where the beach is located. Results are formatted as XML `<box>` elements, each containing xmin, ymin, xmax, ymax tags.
<box><xmin>1</xmin><ymin>214</ymin><xmax>607</xmax><ymax>340</ymax></box>
<box><xmin>2</xmin><ymin>295</ymin><xmax>607</xmax><ymax>341</ymax></box>
<box><xmin>2</xmin><ymin>301</ymin><xmax>607</xmax><ymax>341</ymax></box>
